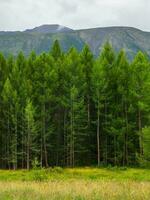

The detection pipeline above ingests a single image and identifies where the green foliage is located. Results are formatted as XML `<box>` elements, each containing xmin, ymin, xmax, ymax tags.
<box><xmin>137</xmin><ymin>127</ymin><xmax>150</xmax><ymax>168</ymax></box>
<box><xmin>50</xmin><ymin>167</ymin><xmax>63</xmax><ymax>173</ymax></box>
<box><xmin>0</xmin><ymin>168</ymin><xmax>150</xmax><ymax>182</ymax></box>
<box><xmin>31</xmin><ymin>157</ymin><xmax>40</xmax><ymax>170</ymax></box>
<box><xmin>32</xmin><ymin>169</ymin><xmax>48</xmax><ymax>182</ymax></box>
<box><xmin>0</xmin><ymin>41</ymin><xmax>150</xmax><ymax>169</ymax></box>
<box><xmin>143</xmin><ymin>127</ymin><xmax>150</xmax><ymax>160</ymax></box>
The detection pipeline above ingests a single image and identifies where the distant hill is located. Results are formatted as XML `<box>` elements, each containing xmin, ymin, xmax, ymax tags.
<box><xmin>24</xmin><ymin>24</ymin><xmax>73</xmax><ymax>34</ymax></box>
<box><xmin>76</xmin><ymin>26</ymin><xmax>150</xmax><ymax>59</ymax></box>
<box><xmin>0</xmin><ymin>24</ymin><xmax>150</xmax><ymax>59</ymax></box>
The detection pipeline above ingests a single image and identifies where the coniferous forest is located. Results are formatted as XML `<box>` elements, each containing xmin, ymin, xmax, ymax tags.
<box><xmin>0</xmin><ymin>40</ymin><xmax>150</xmax><ymax>169</ymax></box>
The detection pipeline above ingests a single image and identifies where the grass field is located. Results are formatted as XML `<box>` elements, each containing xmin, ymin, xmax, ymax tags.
<box><xmin>0</xmin><ymin>167</ymin><xmax>150</xmax><ymax>200</ymax></box>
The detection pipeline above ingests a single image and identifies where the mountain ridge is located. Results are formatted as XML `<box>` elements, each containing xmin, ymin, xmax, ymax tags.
<box><xmin>24</xmin><ymin>24</ymin><xmax>73</xmax><ymax>34</ymax></box>
<box><xmin>0</xmin><ymin>24</ymin><xmax>150</xmax><ymax>59</ymax></box>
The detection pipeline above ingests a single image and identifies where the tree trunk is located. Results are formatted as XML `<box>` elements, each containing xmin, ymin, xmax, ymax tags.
<box><xmin>70</xmin><ymin>100</ymin><xmax>73</xmax><ymax>167</ymax></box>
<box><xmin>97</xmin><ymin>91</ymin><xmax>100</xmax><ymax>166</ymax></box>
<box><xmin>104</xmin><ymin>99</ymin><xmax>108</xmax><ymax>165</ymax></box>
<box><xmin>124</xmin><ymin>102</ymin><xmax>129</xmax><ymax>166</ymax></box>
<box><xmin>138</xmin><ymin>109</ymin><xmax>143</xmax><ymax>157</ymax></box>
<box><xmin>40</xmin><ymin>134</ymin><xmax>43</xmax><ymax>168</ymax></box>
<box><xmin>13</xmin><ymin>112</ymin><xmax>18</xmax><ymax>170</ymax></box>
<box><xmin>87</xmin><ymin>95</ymin><xmax>90</xmax><ymax>124</ymax></box>
<box><xmin>27</xmin><ymin>116</ymin><xmax>30</xmax><ymax>170</ymax></box>
<box><xmin>7</xmin><ymin>112</ymin><xmax>10</xmax><ymax>169</ymax></box>
<box><xmin>43</xmin><ymin>104</ymin><xmax>48</xmax><ymax>167</ymax></box>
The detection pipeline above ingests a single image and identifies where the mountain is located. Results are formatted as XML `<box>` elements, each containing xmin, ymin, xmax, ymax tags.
<box><xmin>24</xmin><ymin>24</ymin><xmax>73</xmax><ymax>34</ymax></box>
<box><xmin>76</xmin><ymin>26</ymin><xmax>150</xmax><ymax>59</ymax></box>
<box><xmin>0</xmin><ymin>24</ymin><xmax>150</xmax><ymax>59</ymax></box>
<box><xmin>0</xmin><ymin>25</ymin><xmax>84</xmax><ymax>56</ymax></box>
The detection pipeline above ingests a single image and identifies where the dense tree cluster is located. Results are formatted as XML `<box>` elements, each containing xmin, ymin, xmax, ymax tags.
<box><xmin>0</xmin><ymin>41</ymin><xmax>150</xmax><ymax>169</ymax></box>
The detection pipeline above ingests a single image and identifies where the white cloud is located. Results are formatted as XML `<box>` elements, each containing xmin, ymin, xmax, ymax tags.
<box><xmin>0</xmin><ymin>0</ymin><xmax>149</xmax><ymax>31</ymax></box>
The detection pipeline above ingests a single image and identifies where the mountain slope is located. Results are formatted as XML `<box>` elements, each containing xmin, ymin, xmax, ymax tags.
<box><xmin>0</xmin><ymin>31</ymin><xmax>84</xmax><ymax>56</ymax></box>
<box><xmin>76</xmin><ymin>26</ymin><xmax>150</xmax><ymax>59</ymax></box>
<box><xmin>0</xmin><ymin>25</ymin><xmax>150</xmax><ymax>58</ymax></box>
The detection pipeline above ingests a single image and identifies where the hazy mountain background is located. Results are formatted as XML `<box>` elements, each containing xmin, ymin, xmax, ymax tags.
<box><xmin>0</xmin><ymin>24</ymin><xmax>150</xmax><ymax>59</ymax></box>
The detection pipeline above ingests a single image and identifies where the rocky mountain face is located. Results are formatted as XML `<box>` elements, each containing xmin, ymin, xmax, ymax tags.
<box><xmin>0</xmin><ymin>24</ymin><xmax>150</xmax><ymax>59</ymax></box>
<box><xmin>76</xmin><ymin>26</ymin><xmax>150</xmax><ymax>59</ymax></box>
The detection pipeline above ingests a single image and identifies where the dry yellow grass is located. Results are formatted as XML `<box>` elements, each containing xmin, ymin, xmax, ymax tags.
<box><xmin>0</xmin><ymin>180</ymin><xmax>150</xmax><ymax>200</ymax></box>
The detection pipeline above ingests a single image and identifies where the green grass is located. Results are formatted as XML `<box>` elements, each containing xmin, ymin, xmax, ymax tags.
<box><xmin>0</xmin><ymin>167</ymin><xmax>150</xmax><ymax>199</ymax></box>
<box><xmin>0</xmin><ymin>167</ymin><xmax>150</xmax><ymax>182</ymax></box>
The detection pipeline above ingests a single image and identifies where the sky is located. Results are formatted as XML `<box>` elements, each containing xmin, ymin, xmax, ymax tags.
<box><xmin>0</xmin><ymin>0</ymin><xmax>150</xmax><ymax>31</ymax></box>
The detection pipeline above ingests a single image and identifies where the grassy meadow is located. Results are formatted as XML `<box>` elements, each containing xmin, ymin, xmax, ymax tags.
<box><xmin>0</xmin><ymin>167</ymin><xmax>150</xmax><ymax>200</ymax></box>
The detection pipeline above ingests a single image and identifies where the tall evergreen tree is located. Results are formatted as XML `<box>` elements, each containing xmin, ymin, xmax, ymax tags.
<box><xmin>0</xmin><ymin>41</ymin><xmax>150</xmax><ymax>169</ymax></box>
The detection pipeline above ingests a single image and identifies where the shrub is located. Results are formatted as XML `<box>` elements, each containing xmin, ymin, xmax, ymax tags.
<box><xmin>52</xmin><ymin>166</ymin><xmax>63</xmax><ymax>173</ymax></box>
<box><xmin>31</xmin><ymin>157</ymin><xmax>41</xmax><ymax>170</ymax></box>
<box><xmin>32</xmin><ymin>169</ymin><xmax>48</xmax><ymax>182</ymax></box>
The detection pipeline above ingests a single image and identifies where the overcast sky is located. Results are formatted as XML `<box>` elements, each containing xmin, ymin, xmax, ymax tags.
<box><xmin>0</xmin><ymin>0</ymin><xmax>150</xmax><ymax>31</ymax></box>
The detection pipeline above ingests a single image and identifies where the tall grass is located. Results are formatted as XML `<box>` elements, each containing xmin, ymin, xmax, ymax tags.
<box><xmin>0</xmin><ymin>180</ymin><xmax>150</xmax><ymax>200</ymax></box>
<box><xmin>0</xmin><ymin>167</ymin><xmax>150</xmax><ymax>181</ymax></box>
<box><xmin>0</xmin><ymin>168</ymin><xmax>150</xmax><ymax>199</ymax></box>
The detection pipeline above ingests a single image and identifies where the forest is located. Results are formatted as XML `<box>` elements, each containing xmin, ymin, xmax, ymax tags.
<box><xmin>0</xmin><ymin>40</ymin><xmax>150</xmax><ymax>169</ymax></box>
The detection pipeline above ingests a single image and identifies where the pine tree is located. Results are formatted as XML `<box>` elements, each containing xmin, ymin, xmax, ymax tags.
<box><xmin>51</xmin><ymin>40</ymin><xmax>62</xmax><ymax>60</ymax></box>
<box><xmin>80</xmin><ymin>45</ymin><xmax>94</xmax><ymax>164</ymax></box>
<box><xmin>131</xmin><ymin>52</ymin><xmax>150</xmax><ymax>158</ymax></box>
<box><xmin>25</xmin><ymin>99</ymin><xmax>36</xmax><ymax>170</ymax></box>
<box><xmin>0</xmin><ymin>42</ymin><xmax>150</xmax><ymax>169</ymax></box>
